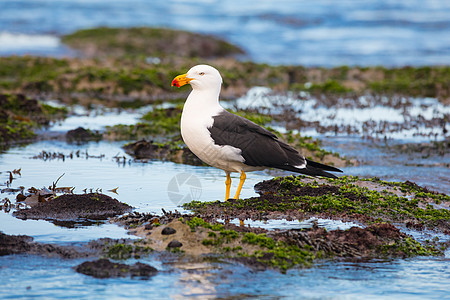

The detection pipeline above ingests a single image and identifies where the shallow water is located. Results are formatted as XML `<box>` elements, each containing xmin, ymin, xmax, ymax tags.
<box><xmin>1</xmin><ymin>254</ymin><xmax>449</xmax><ymax>299</ymax></box>
<box><xmin>223</xmin><ymin>217</ymin><xmax>362</xmax><ymax>231</ymax></box>
<box><xmin>1</xmin><ymin>103</ymin><xmax>449</xmax><ymax>298</ymax></box>
<box><xmin>234</xmin><ymin>87</ymin><xmax>450</xmax><ymax>142</ymax></box>
<box><xmin>322</xmin><ymin>136</ymin><xmax>450</xmax><ymax>195</ymax></box>
<box><xmin>1</xmin><ymin>0</ymin><xmax>450</xmax><ymax>66</ymax></box>
<box><xmin>0</xmin><ymin>139</ymin><xmax>270</xmax><ymax>209</ymax></box>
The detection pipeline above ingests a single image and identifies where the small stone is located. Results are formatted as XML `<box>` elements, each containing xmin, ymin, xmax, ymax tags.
<box><xmin>16</xmin><ymin>194</ymin><xmax>27</xmax><ymax>202</ymax></box>
<box><xmin>161</xmin><ymin>226</ymin><xmax>176</xmax><ymax>235</ymax></box>
<box><xmin>130</xmin><ymin>262</ymin><xmax>158</xmax><ymax>277</ymax></box>
<box><xmin>66</xmin><ymin>127</ymin><xmax>93</xmax><ymax>141</ymax></box>
<box><xmin>167</xmin><ymin>240</ymin><xmax>182</xmax><ymax>248</ymax></box>
<box><xmin>75</xmin><ymin>258</ymin><xmax>158</xmax><ymax>279</ymax></box>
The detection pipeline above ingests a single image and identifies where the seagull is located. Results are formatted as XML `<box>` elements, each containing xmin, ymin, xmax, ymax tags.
<box><xmin>172</xmin><ymin>65</ymin><xmax>342</xmax><ymax>201</ymax></box>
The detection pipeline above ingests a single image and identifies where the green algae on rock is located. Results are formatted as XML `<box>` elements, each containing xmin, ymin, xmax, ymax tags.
<box><xmin>112</xmin><ymin>209</ymin><xmax>445</xmax><ymax>273</ymax></box>
<box><xmin>184</xmin><ymin>175</ymin><xmax>450</xmax><ymax>232</ymax></box>
<box><xmin>61</xmin><ymin>27</ymin><xmax>245</xmax><ymax>59</ymax></box>
<box><xmin>104</xmin><ymin>241</ymin><xmax>153</xmax><ymax>260</ymax></box>
<box><xmin>105</xmin><ymin>106</ymin><xmax>183</xmax><ymax>140</ymax></box>
<box><xmin>1</xmin><ymin>55</ymin><xmax>449</xmax><ymax>106</ymax></box>
<box><xmin>0</xmin><ymin>93</ymin><xmax>67</xmax><ymax>147</ymax></box>
<box><xmin>155</xmin><ymin>217</ymin><xmax>443</xmax><ymax>272</ymax></box>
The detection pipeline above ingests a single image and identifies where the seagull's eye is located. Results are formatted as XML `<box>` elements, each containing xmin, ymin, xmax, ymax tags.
<box><xmin>199</xmin><ymin>72</ymin><xmax>205</xmax><ymax>76</ymax></box>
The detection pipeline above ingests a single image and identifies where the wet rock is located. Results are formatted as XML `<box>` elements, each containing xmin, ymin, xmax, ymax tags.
<box><xmin>13</xmin><ymin>193</ymin><xmax>132</xmax><ymax>222</ymax></box>
<box><xmin>61</xmin><ymin>27</ymin><xmax>245</xmax><ymax>59</ymax></box>
<box><xmin>406</xmin><ymin>221</ymin><xmax>425</xmax><ymax>231</ymax></box>
<box><xmin>66</xmin><ymin>127</ymin><xmax>101</xmax><ymax>142</ymax></box>
<box><xmin>271</xmin><ymin>223</ymin><xmax>434</xmax><ymax>259</ymax></box>
<box><xmin>123</xmin><ymin>140</ymin><xmax>204</xmax><ymax>165</ymax></box>
<box><xmin>167</xmin><ymin>240</ymin><xmax>183</xmax><ymax>248</ymax></box>
<box><xmin>0</xmin><ymin>93</ymin><xmax>52</xmax><ymax>146</ymax></box>
<box><xmin>0</xmin><ymin>232</ymin><xmax>33</xmax><ymax>256</ymax></box>
<box><xmin>186</xmin><ymin>175</ymin><xmax>450</xmax><ymax>232</ymax></box>
<box><xmin>75</xmin><ymin>258</ymin><xmax>158</xmax><ymax>279</ymax></box>
<box><xmin>16</xmin><ymin>194</ymin><xmax>27</xmax><ymax>202</ymax></box>
<box><xmin>0</xmin><ymin>232</ymin><xmax>93</xmax><ymax>258</ymax></box>
<box><xmin>235</xmin><ymin>256</ymin><xmax>271</xmax><ymax>272</ymax></box>
<box><xmin>130</xmin><ymin>262</ymin><xmax>158</xmax><ymax>277</ymax></box>
<box><xmin>161</xmin><ymin>226</ymin><xmax>176</xmax><ymax>235</ymax></box>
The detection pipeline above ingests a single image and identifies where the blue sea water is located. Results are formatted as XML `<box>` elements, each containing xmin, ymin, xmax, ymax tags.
<box><xmin>0</xmin><ymin>0</ymin><xmax>449</xmax><ymax>66</ymax></box>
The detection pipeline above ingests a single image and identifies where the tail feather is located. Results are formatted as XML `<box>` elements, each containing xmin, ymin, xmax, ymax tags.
<box><xmin>305</xmin><ymin>159</ymin><xmax>343</xmax><ymax>173</ymax></box>
<box><xmin>275</xmin><ymin>159</ymin><xmax>343</xmax><ymax>179</ymax></box>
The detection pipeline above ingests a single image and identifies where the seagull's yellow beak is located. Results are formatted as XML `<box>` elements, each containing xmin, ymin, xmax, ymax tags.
<box><xmin>171</xmin><ymin>73</ymin><xmax>193</xmax><ymax>88</ymax></box>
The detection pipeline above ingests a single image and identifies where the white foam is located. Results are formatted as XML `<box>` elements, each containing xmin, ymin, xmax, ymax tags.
<box><xmin>0</xmin><ymin>31</ymin><xmax>60</xmax><ymax>52</ymax></box>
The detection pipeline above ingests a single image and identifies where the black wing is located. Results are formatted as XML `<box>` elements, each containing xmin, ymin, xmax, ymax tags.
<box><xmin>208</xmin><ymin>110</ymin><xmax>342</xmax><ymax>178</ymax></box>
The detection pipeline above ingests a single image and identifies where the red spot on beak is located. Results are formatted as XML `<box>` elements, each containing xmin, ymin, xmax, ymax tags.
<box><xmin>171</xmin><ymin>73</ymin><xmax>191</xmax><ymax>88</ymax></box>
<box><xmin>171</xmin><ymin>78</ymin><xmax>180</xmax><ymax>87</ymax></box>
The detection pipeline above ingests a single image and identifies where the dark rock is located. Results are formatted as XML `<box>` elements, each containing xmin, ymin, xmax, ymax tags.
<box><xmin>123</xmin><ymin>140</ymin><xmax>204</xmax><ymax>165</ymax></box>
<box><xmin>16</xmin><ymin>193</ymin><xmax>27</xmax><ymax>202</ymax></box>
<box><xmin>13</xmin><ymin>193</ymin><xmax>132</xmax><ymax>222</ymax></box>
<box><xmin>161</xmin><ymin>227</ymin><xmax>176</xmax><ymax>235</ymax></box>
<box><xmin>0</xmin><ymin>232</ymin><xmax>93</xmax><ymax>258</ymax></box>
<box><xmin>66</xmin><ymin>127</ymin><xmax>101</xmax><ymax>142</ymax></box>
<box><xmin>0</xmin><ymin>232</ymin><xmax>33</xmax><ymax>256</ymax></box>
<box><xmin>406</xmin><ymin>221</ymin><xmax>425</xmax><ymax>231</ymax></box>
<box><xmin>275</xmin><ymin>223</ymin><xmax>407</xmax><ymax>258</ymax></box>
<box><xmin>167</xmin><ymin>240</ymin><xmax>183</xmax><ymax>248</ymax></box>
<box><xmin>130</xmin><ymin>262</ymin><xmax>158</xmax><ymax>277</ymax></box>
<box><xmin>61</xmin><ymin>27</ymin><xmax>245</xmax><ymax>59</ymax></box>
<box><xmin>75</xmin><ymin>258</ymin><xmax>157</xmax><ymax>279</ymax></box>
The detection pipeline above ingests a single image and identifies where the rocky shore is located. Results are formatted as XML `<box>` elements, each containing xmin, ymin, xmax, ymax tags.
<box><xmin>0</xmin><ymin>26</ymin><xmax>448</xmax><ymax>277</ymax></box>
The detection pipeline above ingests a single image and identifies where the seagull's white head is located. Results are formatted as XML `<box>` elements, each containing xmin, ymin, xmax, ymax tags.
<box><xmin>172</xmin><ymin>64</ymin><xmax>223</xmax><ymax>91</ymax></box>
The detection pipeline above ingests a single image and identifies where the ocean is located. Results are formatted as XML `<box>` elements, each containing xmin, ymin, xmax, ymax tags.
<box><xmin>1</xmin><ymin>0</ymin><xmax>449</xmax><ymax>66</ymax></box>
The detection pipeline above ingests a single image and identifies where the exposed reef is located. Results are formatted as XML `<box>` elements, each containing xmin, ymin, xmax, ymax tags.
<box><xmin>61</xmin><ymin>27</ymin><xmax>244</xmax><ymax>59</ymax></box>
<box><xmin>184</xmin><ymin>176</ymin><xmax>450</xmax><ymax>233</ymax></box>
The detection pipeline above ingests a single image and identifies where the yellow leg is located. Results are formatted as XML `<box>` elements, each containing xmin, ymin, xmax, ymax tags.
<box><xmin>225</xmin><ymin>171</ymin><xmax>231</xmax><ymax>201</ymax></box>
<box><xmin>233</xmin><ymin>171</ymin><xmax>246</xmax><ymax>199</ymax></box>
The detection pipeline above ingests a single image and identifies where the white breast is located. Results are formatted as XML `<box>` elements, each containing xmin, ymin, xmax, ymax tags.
<box><xmin>180</xmin><ymin>92</ymin><xmax>246</xmax><ymax>172</ymax></box>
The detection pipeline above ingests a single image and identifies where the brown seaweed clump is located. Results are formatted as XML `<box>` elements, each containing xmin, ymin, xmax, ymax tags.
<box><xmin>13</xmin><ymin>193</ymin><xmax>132</xmax><ymax>222</ymax></box>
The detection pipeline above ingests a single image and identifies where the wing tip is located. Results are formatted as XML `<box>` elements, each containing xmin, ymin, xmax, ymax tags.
<box><xmin>305</xmin><ymin>158</ymin><xmax>343</xmax><ymax>173</ymax></box>
<box><xmin>277</xmin><ymin>158</ymin><xmax>343</xmax><ymax>179</ymax></box>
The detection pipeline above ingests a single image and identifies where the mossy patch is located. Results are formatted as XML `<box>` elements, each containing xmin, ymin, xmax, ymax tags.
<box><xmin>105</xmin><ymin>242</ymin><xmax>153</xmax><ymax>260</ymax></box>
<box><xmin>161</xmin><ymin>217</ymin><xmax>442</xmax><ymax>272</ymax></box>
<box><xmin>0</xmin><ymin>93</ymin><xmax>67</xmax><ymax>147</ymax></box>
<box><xmin>105</xmin><ymin>106</ymin><xmax>183</xmax><ymax>140</ymax></box>
<box><xmin>61</xmin><ymin>27</ymin><xmax>245</xmax><ymax>59</ymax></box>
<box><xmin>184</xmin><ymin>217</ymin><xmax>316</xmax><ymax>271</ymax></box>
<box><xmin>184</xmin><ymin>175</ymin><xmax>450</xmax><ymax>232</ymax></box>
<box><xmin>1</xmin><ymin>55</ymin><xmax>449</xmax><ymax>107</ymax></box>
<box><xmin>115</xmin><ymin>210</ymin><xmax>444</xmax><ymax>273</ymax></box>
